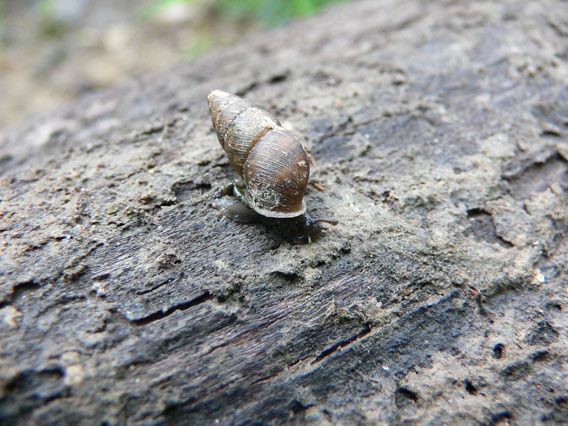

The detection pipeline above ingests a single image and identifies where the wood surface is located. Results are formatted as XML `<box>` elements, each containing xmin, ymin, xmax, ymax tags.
<box><xmin>1</xmin><ymin>0</ymin><xmax>567</xmax><ymax>424</ymax></box>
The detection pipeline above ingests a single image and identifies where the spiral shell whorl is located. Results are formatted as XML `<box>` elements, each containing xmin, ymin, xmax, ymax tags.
<box><xmin>208</xmin><ymin>90</ymin><xmax>281</xmax><ymax>177</ymax></box>
<box><xmin>244</xmin><ymin>129</ymin><xmax>308</xmax><ymax>217</ymax></box>
<box><xmin>208</xmin><ymin>90</ymin><xmax>310</xmax><ymax>218</ymax></box>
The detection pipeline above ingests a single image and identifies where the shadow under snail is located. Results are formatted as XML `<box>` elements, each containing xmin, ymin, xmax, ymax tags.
<box><xmin>207</xmin><ymin>90</ymin><xmax>337</xmax><ymax>244</ymax></box>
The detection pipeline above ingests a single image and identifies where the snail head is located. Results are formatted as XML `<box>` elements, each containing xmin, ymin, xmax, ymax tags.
<box><xmin>280</xmin><ymin>214</ymin><xmax>338</xmax><ymax>245</ymax></box>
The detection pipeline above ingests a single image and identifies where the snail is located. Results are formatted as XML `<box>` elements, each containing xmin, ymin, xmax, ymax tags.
<box><xmin>208</xmin><ymin>90</ymin><xmax>337</xmax><ymax>243</ymax></box>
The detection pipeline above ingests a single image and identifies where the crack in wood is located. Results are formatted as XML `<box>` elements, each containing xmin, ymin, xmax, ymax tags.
<box><xmin>135</xmin><ymin>276</ymin><xmax>178</xmax><ymax>296</ymax></box>
<box><xmin>129</xmin><ymin>292</ymin><xmax>213</xmax><ymax>326</ymax></box>
<box><xmin>311</xmin><ymin>324</ymin><xmax>372</xmax><ymax>365</ymax></box>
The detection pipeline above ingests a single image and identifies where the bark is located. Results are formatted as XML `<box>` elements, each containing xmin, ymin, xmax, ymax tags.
<box><xmin>1</xmin><ymin>0</ymin><xmax>568</xmax><ymax>424</ymax></box>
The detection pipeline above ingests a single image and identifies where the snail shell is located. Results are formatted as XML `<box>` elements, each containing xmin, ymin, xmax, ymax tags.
<box><xmin>208</xmin><ymin>90</ymin><xmax>310</xmax><ymax>218</ymax></box>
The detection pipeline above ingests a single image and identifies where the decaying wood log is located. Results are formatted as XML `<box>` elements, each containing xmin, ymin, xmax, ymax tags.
<box><xmin>1</xmin><ymin>0</ymin><xmax>567</xmax><ymax>424</ymax></box>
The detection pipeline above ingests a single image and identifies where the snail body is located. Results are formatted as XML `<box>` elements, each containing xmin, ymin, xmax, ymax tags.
<box><xmin>208</xmin><ymin>90</ymin><xmax>337</xmax><ymax>243</ymax></box>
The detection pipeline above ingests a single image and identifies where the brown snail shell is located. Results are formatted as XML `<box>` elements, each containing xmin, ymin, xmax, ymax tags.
<box><xmin>208</xmin><ymin>90</ymin><xmax>310</xmax><ymax>218</ymax></box>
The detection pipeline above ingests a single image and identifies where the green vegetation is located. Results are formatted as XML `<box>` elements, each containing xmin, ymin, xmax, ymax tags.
<box><xmin>138</xmin><ymin>0</ymin><xmax>198</xmax><ymax>21</ymax></box>
<box><xmin>139</xmin><ymin>0</ymin><xmax>348</xmax><ymax>61</ymax></box>
<box><xmin>140</xmin><ymin>0</ymin><xmax>348</xmax><ymax>27</ymax></box>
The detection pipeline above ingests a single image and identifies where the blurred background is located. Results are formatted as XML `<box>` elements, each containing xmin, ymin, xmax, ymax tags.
<box><xmin>0</xmin><ymin>0</ymin><xmax>347</xmax><ymax>130</ymax></box>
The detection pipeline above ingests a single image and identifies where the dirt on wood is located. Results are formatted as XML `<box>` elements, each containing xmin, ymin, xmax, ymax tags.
<box><xmin>1</xmin><ymin>0</ymin><xmax>567</xmax><ymax>424</ymax></box>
